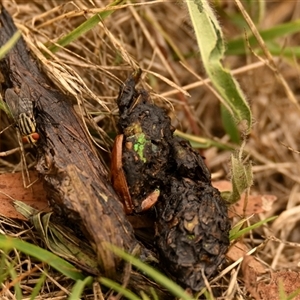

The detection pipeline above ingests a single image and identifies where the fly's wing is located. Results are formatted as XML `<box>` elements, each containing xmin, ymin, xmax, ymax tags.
<box><xmin>5</xmin><ymin>88</ymin><xmax>20</xmax><ymax>120</ymax></box>
<box><xmin>5</xmin><ymin>84</ymin><xmax>33</xmax><ymax>120</ymax></box>
<box><xmin>18</xmin><ymin>83</ymin><xmax>33</xmax><ymax>117</ymax></box>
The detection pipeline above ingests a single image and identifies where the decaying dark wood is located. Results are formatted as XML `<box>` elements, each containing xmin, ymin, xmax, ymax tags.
<box><xmin>0</xmin><ymin>5</ymin><xmax>140</xmax><ymax>279</ymax></box>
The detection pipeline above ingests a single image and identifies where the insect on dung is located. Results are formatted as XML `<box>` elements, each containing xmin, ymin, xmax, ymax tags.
<box><xmin>0</xmin><ymin>83</ymin><xmax>40</xmax><ymax>187</ymax></box>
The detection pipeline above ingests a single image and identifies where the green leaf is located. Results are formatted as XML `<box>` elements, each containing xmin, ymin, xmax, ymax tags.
<box><xmin>226</xmin><ymin>144</ymin><xmax>253</xmax><ymax>204</ymax></box>
<box><xmin>221</xmin><ymin>104</ymin><xmax>240</xmax><ymax>144</ymax></box>
<box><xmin>47</xmin><ymin>0</ymin><xmax>125</xmax><ymax>53</ymax></box>
<box><xmin>186</xmin><ymin>0</ymin><xmax>252</xmax><ymax>136</ymax></box>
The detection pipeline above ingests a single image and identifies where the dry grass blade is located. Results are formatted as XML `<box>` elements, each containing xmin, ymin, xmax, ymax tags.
<box><xmin>0</xmin><ymin>0</ymin><xmax>300</xmax><ymax>299</ymax></box>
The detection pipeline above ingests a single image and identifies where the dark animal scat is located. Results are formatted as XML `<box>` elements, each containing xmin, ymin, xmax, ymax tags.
<box><xmin>112</xmin><ymin>71</ymin><xmax>231</xmax><ymax>291</ymax></box>
<box><xmin>156</xmin><ymin>178</ymin><xmax>230</xmax><ymax>291</ymax></box>
<box><xmin>114</xmin><ymin>72</ymin><xmax>174</xmax><ymax>212</ymax></box>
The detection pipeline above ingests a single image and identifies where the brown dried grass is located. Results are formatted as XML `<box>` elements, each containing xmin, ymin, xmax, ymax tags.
<box><xmin>1</xmin><ymin>0</ymin><xmax>300</xmax><ymax>299</ymax></box>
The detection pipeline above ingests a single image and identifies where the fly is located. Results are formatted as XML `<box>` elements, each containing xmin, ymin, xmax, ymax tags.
<box><xmin>0</xmin><ymin>83</ymin><xmax>39</xmax><ymax>188</ymax></box>
<box><xmin>5</xmin><ymin>83</ymin><xmax>39</xmax><ymax>145</ymax></box>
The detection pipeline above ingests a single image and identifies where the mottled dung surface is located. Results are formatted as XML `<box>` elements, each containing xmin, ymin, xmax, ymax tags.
<box><xmin>113</xmin><ymin>71</ymin><xmax>231</xmax><ymax>291</ymax></box>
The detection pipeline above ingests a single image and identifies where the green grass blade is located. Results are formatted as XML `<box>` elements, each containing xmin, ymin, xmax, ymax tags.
<box><xmin>48</xmin><ymin>0</ymin><xmax>124</xmax><ymax>53</ymax></box>
<box><xmin>0</xmin><ymin>255</ymin><xmax>21</xmax><ymax>298</ymax></box>
<box><xmin>262</xmin><ymin>43</ymin><xmax>300</xmax><ymax>59</ymax></box>
<box><xmin>229</xmin><ymin>218</ymin><xmax>249</xmax><ymax>241</ymax></box>
<box><xmin>186</xmin><ymin>0</ymin><xmax>252</xmax><ymax>137</ymax></box>
<box><xmin>140</xmin><ymin>291</ymin><xmax>151</xmax><ymax>300</ymax></box>
<box><xmin>227</xmin><ymin>19</ymin><xmax>300</xmax><ymax>56</ymax></box>
<box><xmin>150</xmin><ymin>287</ymin><xmax>159</xmax><ymax>300</ymax></box>
<box><xmin>107</xmin><ymin>245</ymin><xmax>194</xmax><ymax>300</ymax></box>
<box><xmin>0</xmin><ymin>30</ymin><xmax>21</xmax><ymax>59</ymax></box>
<box><xmin>228</xmin><ymin>42</ymin><xmax>300</xmax><ymax>59</ymax></box>
<box><xmin>30</xmin><ymin>273</ymin><xmax>47</xmax><ymax>300</ymax></box>
<box><xmin>203</xmin><ymin>289</ymin><xmax>215</xmax><ymax>300</ymax></box>
<box><xmin>0</xmin><ymin>234</ymin><xmax>85</xmax><ymax>281</ymax></box>
<box><xmin>286</xmin><ymin>286</ymin><xmax>300</xmax><ymax>300</ymax></box>
<box><xmin>0</xmin><ymin>252</ymin><xmax>9</xmax><ymax>285</ymax></box>
<box><xmin>7</xmin><ymin>261</ymin><xmax>22</xmax><ymax>300</ymax></box>
<box><xmin>230</xmin><ymin>216</ymin><xmax>277</xmax><ymax>240</ymax></box>
<box><xmin>278</xmin><ymin>279</ymin><xmax>287</xmax><ymax>300</ymax></box>
<box><xmin>68</xmin><ymin>276</ymin><xmax>94</xmax><ymax>300</ymax></box>
<box><xmin>175</xmin><ymin>130</ymin><xmax>235</xmax><ymax>150</ymax></box>
<box><xmin>100</xmin><ymin>277</ymin><xmax>142</xmax><ymax>300</ymax></box>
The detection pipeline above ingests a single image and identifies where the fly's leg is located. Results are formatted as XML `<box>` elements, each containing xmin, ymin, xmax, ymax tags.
<box><xmin>0</xmin><ymin>128</ymin><xmax>34</xmax><ymax>188</ymax></box>
<box><xmin>0</xmin><ymin>124</ymin><xmax>21</xmax><ymax>158</ymax></box>
<box><xmin>16</xmin><ymin>129</ymin><xmax>33</xmax><ymax>189</ymax></box>
<box><xmin>0</xmin><ymin>158</ymin><xmax>17</xmax><ymax>169</ymax></box>
<box><xmin>0</xmin><ymin>123</ymin><xmax>14</xmax><ymax>135</ymax></box>
<box><xmin>0</xmin><ymin>146</ymin><xmax>20</xmax><ymax>157</ymax></box>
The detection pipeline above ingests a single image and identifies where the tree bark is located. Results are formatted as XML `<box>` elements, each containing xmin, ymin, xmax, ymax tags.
<box><xmin>0</xmin><ymin>4</ymin><xmax>139</xmax><ymax>279</ymax></box>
